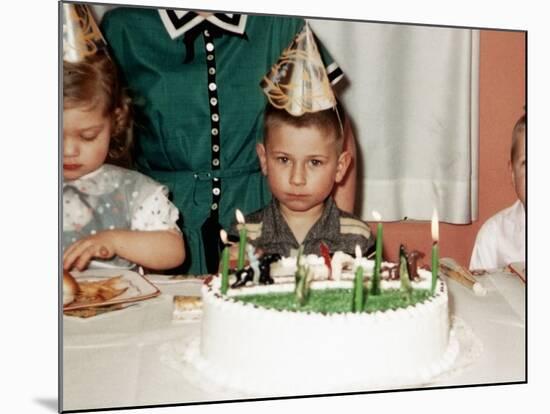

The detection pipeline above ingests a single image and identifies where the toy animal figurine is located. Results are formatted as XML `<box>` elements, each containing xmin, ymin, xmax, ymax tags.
<box><xmin>231</xmin><ymin>267</ymin><xmax>255</xmax><ymax>288</ymax></box>
<box><xmin>407</xmin><ymin>250</ymin><xmax>425</xmax><ymax>281</ymax></box>
<box><xmin>246</xmin><ymin>244</ymin><xmax>261</xmax><ymax>284</ymax></box>
<box><xmin>319</xmin><ymin>241</ymin><xmax>332</xmax><ymax>277</ymax></box>
<box><xmin>331</xmin><ymin>251</ymin><xmax>354</xmax><ymax>281</ymax></box>
<box><xmin>383</xmin><ymin>264</ymin><xmax>399</xmax><ymax>280</ymax></box>
<box><xmin>258</xmin><ymin>253</ymin><xmax>281</xmax><ymax>284</ymax></box>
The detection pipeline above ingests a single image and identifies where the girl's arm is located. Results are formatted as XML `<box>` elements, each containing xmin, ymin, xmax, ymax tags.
<box><xmin>63</xmin><ymin>229</ymin><xmax>185</xmax><ymax>271</ymax></box>
<box><xmin>333</xmin><ymin>117</ymin><xmax>357</xmax><ymax>214</ymax></box>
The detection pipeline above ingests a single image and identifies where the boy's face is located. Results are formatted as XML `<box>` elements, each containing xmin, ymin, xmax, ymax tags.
<box><xmin>510</xmin><ymin>129</ymin><xmax>526</xmax><ymax>206</ymax></box>
<box><xmin>63</xmin><ymin>103</ymin><xmax>111</xmax><ymax>181</ymax></box>
<box><xmin>257</xmin><ymin>123</ymin><xmax>350</xmax><ymax>214</ymax></box>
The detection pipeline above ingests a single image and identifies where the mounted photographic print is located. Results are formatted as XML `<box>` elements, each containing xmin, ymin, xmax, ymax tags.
<box><xmin>61</xmin><ymin>1</ymin><xmax>526</xmax><ymax>412</ymax></box>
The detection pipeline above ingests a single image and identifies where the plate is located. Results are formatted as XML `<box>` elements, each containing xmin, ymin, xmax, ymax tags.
<box><xmin>64</xmin><ymin>268</ymin><xmax>161</xmax><ymax>311</ymax></box>
<box><xmin>144</xmin><ymin>274</ymin><xmax>207</xmax><ymax>285</ymax></box>
<box><xmin>508</xmin><ymin>262</ymin><xmax>526</xmax><ymax>282</ymax></box>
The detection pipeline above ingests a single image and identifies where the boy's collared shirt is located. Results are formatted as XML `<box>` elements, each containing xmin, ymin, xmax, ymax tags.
<box><xmin>231</xmin><ymin>198</ymin><xmax>374</xmax><ymax>257</ymax></box>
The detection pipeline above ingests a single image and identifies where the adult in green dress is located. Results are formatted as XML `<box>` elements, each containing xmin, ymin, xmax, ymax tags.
<box><xmin>101</xmin><ymin>8</ymin><xmax>355</xmax><ymax>275</ymax></box>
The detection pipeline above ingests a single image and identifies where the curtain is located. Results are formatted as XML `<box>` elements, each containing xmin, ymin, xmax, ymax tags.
<box><xmin>309</xmin><ymin>19</ymin><xmax>479</xmax><ymax>224</ymax></box>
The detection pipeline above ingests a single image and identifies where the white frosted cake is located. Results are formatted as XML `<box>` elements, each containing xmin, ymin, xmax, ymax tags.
<box><xmin>182</xmin><ymin>255</ymin><xmax>459</xmax><ymax>396</ymax></box>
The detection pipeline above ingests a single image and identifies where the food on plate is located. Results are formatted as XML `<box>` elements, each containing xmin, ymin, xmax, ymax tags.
<box><xmin>63</xmin><ymin>273</ymin><xmax>129</xmax><ymax>309</ymax></box>
<box><xmin>76</xmin><ymin>275</ymin><xmax>128</xmax><ymax>304</ymax></box>
<box><xmin>63</xmin><ymin>270</ymin><xmax>80</xmax><ymax>306</ymax></box>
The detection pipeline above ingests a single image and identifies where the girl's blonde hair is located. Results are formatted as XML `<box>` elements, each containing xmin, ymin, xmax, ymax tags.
<box><xmin>63</xmin><ymin>51</ymin><xmax>132</xmax><ymax>164</ymax></box>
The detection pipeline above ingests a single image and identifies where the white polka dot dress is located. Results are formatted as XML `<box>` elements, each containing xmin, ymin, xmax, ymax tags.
<box><xmin>63</xmin><ymin>164</ymin><xmax>181</xmax><ymax>268</ymax></box>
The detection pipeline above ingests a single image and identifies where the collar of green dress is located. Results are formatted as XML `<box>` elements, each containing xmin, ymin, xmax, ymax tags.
<box><xmin>158</xmin><ymin>9</ymin><xmax>247</xmax><ymax>40</ymax></box>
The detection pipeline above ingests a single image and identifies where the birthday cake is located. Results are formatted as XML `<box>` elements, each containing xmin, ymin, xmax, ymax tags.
<box><xmin>180</xmin><ymin>252</ymin><xmax>459</xmax><ymax>396</ymax></box>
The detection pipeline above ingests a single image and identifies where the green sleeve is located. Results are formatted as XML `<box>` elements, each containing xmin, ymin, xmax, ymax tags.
<box><xmin>100</xmin><ymin>8</ymin><xmax>134</xmax><ymax>71</ymax></box>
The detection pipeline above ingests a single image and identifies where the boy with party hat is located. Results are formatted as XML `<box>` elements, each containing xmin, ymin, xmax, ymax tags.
<box><xmin>231</xmin><ymin>24</ymin><xmax>374</xmax><ymax>257</ymax></box>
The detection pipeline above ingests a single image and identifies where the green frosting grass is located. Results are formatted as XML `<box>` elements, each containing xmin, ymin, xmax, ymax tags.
<box><xmin>233</xmin><ymin>288</ymin><xmax>433</xmax><ymax>314</ymax></box>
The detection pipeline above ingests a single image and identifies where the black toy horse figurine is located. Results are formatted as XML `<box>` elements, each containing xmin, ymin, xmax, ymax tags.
<box><xmin>258</xmin><ymin>253</ymin><xmax>281</xmax><ymax>285</ymax></box>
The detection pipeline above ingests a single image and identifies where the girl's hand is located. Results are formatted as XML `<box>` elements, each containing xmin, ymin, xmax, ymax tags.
<box><xmin>63</xmin><ymin>231</ymin><xmax>118</xmax><ymax>271</ymax></box>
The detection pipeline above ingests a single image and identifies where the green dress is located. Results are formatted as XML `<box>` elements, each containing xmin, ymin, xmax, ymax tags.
<box><xmin>101</xmin><ymin>9</ymin><xmax>341</xmax><ymax>275</ymax></box>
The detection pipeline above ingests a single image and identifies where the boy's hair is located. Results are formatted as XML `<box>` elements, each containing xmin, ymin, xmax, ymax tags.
<box><xmin>263</xmin><ymin>103</ymin><xmax>345</xmax><ymax>150</ymax></box>
<box><xmin>511</xmin><ymin>113</ymin><xmax>526</xmax><ymax>163</ymax></box>
<box><xmin>63</xmin><ymin>51</ymin><xmax>132</xmax><ymax>163</ymax></box>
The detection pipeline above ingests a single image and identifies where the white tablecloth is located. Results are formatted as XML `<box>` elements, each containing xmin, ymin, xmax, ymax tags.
<box><xmin>62</xmin><ymin>272</ymin><xmax>525</xmax><ymax>411</ymax></box>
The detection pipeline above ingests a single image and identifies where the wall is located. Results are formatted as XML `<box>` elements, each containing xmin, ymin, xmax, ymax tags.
<box><xmin>382</xmin><ymin>29</ymin><xmax>525</xmax><ymax>267</ymax></box>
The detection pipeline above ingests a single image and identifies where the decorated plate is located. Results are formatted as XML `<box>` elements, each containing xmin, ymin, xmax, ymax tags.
<box><xmin>63</xmin><ymin>268</ymin><xmax>160</xmax><ymax>311</ymax></box>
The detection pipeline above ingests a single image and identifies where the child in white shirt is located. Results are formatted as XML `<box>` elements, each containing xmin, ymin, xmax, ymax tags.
<box><xmin>470</xmin><ymin>113</ymin><xmax>525</xmax><ymax>270</ymax></box>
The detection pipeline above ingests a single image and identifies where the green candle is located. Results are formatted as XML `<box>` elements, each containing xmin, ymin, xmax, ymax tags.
<box><xmin>353</xmin><ymin>245</ymin><xmax>365</xmax><ymax>312</ymax></box>
<box><xmin>220</xmin><ymin>230</ymin><xmax>230</xmax><ymax>294</ymax></box>
<box><xmin>431</xmin><ymin>242</ymin><xmax>439</xmax><ymax>293</ymax></box>
<box><xmin>295</xmin><ymin>266</ymin><xmax>311</xmax><ymax>307</ymax></box>
<box><xmin>235</xmin><ymin>209</ymin><xmax>247</xmax><ymax>271</ymax></box>
<box><xmin>372</xmin><ymin>211</ymin><xmax>383</xmax><ymax>295</ymax></box>
<box><xmin>353</xmin><ymin>265</ymin><xmax>364</xmax><ymax>312</ymax></box>
<box><xmin>295</xmin><ymin>246</ymin><xmax>310</xmax><ymax>306</ymax></box>
<box><xmin>431</xmin><ymin>209</ymin><xmax>439</xmax><ymax>294</ymax></box>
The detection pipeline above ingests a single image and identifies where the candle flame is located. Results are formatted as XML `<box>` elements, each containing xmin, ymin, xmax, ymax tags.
<box><xmin>372</xmin><ymin>210</ymin><xmax>382</xmax><ymax>221</ymax></box>
<box><xmin>355</xmin><ymin>244</ymin><xmax>362</xmax><ymax>260</ymax></box>
<box><xmin>220</xmin><ymin>229</ymin><xmax>228</xmax><ymax>244</ymax></box>
<box><xmin>431</xmin><ymin>208</ymin><xmax>439</xmax><ymax>242</ymax></box>
<box><xmin>235</xmin><ymin>208</ymin><xmax>245</xmax><ymax>224</ymax></box>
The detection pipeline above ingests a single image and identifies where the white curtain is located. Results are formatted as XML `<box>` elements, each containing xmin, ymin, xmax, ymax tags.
<box><xmin>309</xmin><ymin>19</ymin><xmax>479</xmax><ymax>224</ymax></box>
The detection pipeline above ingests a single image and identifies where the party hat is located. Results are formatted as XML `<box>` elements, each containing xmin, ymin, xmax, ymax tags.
<box><xmin>62</xmin><ymin>3</ymin><xmax>107</xmax><ymax>63</ymax></box>
<box><xmin>261</xmin><ymin>23</ymin><xmax>337</xmax><ymax>116</ymax></box>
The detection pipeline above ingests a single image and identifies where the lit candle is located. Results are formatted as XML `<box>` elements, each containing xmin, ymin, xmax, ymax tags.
<box><xmin>353</xmin><ymin>245</ymin><xmax>364</xmax><ymax>312</ymax></box>
<box><xmin>220</xmin><ymin>229</ymin><xmax>230</xmax><ymax>294</ymax></box>
<box><xmin>235</xmin><ymin>209</ymin><xmax>247</xmax><ymax>271</ymax></box>
<box><xmin>371</xmin><ymin>210</ymin><xmax>383</xmax><ymax>295</ymax></box>
<box><xmin>431</xmin><ymin>208</ymin><xmax>439</xmax><ymax>293</ymax></box>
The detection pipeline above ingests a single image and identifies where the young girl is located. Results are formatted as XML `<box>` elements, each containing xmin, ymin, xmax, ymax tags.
<box><xmin>63</xmin><ymin>50</ymin><xmax>185</xmax><ymax>271</ymax></box>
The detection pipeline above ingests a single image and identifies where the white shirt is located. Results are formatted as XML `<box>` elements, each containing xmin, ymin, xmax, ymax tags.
<box><xmin>469</xmin><ymin>200</ymin><xmax>525</xmax><ymax>270</ymax></box>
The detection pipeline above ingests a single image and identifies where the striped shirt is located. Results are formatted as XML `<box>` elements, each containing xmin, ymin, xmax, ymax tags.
<box><xmin>230</xmin><ymin>198</ymin><xmax>374</xmax><ymax>257</ymax></box>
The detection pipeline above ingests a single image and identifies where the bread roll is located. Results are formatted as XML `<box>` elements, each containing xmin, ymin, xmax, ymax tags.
<box><xmin>63</xmin><ymin>270</ymin><xmax>80</xmax><ymax>306</ymax></box>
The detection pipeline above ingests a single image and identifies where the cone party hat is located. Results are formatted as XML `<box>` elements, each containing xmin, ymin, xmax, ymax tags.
<box><xmin>62</xmin><ymin>3</ymin><xmax>107</xmax><ymax>63</ymax></box>
<box><xmin>261</xmin><ymin>23</ymin><xmax>337</xmax><ymax>116</ymax></box>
